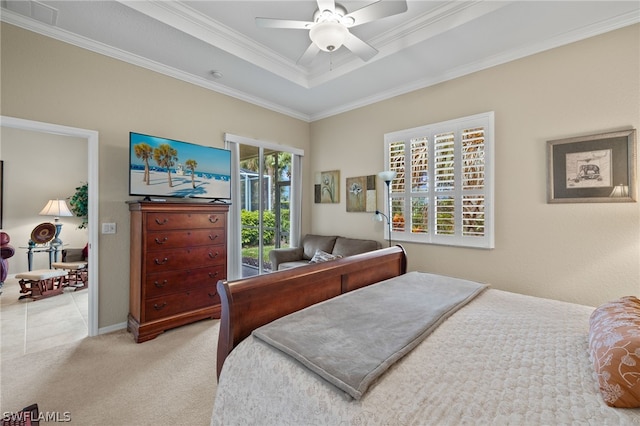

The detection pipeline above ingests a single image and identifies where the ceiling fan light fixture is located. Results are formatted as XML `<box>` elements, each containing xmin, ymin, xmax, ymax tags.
<box><xmin>341</xmin><ymin>16</ymin><xmax>355</xmax><ymax>26</ymax></box>
<box><xmin>309</xmin><ymin>21</ymin><xmax>348</xmax><ymax>52</ymax></box>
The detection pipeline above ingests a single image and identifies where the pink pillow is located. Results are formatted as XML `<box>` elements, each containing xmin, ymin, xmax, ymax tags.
<box><xmin>589</xmin><ymin>296</ymin><xmax>640</xmax><ymax>408</ymax></box>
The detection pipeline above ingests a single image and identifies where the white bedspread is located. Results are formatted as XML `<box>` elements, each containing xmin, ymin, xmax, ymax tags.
<box><xmin>212</xmin><ymin>289</ymin><xmax>640</xmax><ymax>425</ymax></box>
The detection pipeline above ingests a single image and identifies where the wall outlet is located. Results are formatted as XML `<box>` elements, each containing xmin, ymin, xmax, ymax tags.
<box><xmin>102</xmin><ymin>223</ymin><xmax>116</xmax><ymax>234</ymax></box>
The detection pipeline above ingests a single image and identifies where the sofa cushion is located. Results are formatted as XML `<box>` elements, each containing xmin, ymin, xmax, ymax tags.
<box><xmin>302</xmin><ymin>235</ymin><xmax>338</xmax><ymax>260</ymax></box>
<box><xmin>278</xmin><ymin>260</ymin><xmax>311</xmax><ymax>270</ymax></box>
<box><xmin>309</xmin><ymin>250</ymin><xmax>342</xmax><ymax>264</ymax></box>
<box><xmin>332</xmin><ymin>237</ymin><xmax>381</xmax><ymax>257</ymax></box>
<box><xmin>0</xmin><ymin>231</ymin><xmax>14</xmax><ymax>260</ymax></box>
<box><xmin>0</xmin><ymin>245</ymin><xmax>15</xmax><ymax>259</ymax></box>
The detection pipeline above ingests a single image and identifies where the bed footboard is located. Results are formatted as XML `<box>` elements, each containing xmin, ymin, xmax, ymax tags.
<box><xmin>216</xmin><ymin>245</ymin><xmax>407</xmax><ymax>379</ymax></box>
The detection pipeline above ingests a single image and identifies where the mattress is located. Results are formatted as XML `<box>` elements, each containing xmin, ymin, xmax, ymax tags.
<box><xmin>211</xmin><ymin>289</ymin><xmax>640</xmax><ymax>425</ymax></box>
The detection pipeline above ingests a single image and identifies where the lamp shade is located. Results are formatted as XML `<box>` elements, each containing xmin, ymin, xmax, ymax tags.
<box><xmin>377</xmin><ymin>170</ymin><xmax>397</xmax><ymax>182</ymax></box>
<box><xmin>309</xmin><ymin>21</ymin><xmax>348</xmax><ymax>52</ymax></box>
<box><xmin>609</xmin><ymin>184</ymin><xmax>629</xmax><ymax>198</ymax></box>
<box><xmin>39</xmin><ymin>199</ymin><xmax>73</xmax><ymax>218</ymax></box>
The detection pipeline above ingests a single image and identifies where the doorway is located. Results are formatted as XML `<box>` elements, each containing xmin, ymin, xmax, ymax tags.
<box><xmin>0</xmin><ymin>116</ymin><xmax>99</xmax><ymax>337</ymax></box>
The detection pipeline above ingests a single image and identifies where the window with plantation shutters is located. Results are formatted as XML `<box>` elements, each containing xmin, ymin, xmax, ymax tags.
<box><xmin>383</xmin><ymin>112</ymin><xmax>494</xmax><ymax>249</ymax></box>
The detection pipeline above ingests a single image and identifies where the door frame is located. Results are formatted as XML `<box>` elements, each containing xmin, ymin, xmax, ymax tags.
<box><xmin>1</xmin><ymin>116</ymin><xmax>99</xmax><ymax>337</ymax></box>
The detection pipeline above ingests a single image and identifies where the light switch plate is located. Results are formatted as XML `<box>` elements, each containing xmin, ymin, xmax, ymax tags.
<box><xmin>102</xmin><ymin>223</ymin><xmax>116</xmax><ymax>234</ymax></box>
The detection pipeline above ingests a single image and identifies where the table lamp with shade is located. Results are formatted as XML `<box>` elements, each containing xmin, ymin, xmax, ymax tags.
<box><xmin>39</xmin><ymin>199</ymin><xmax>73</xmax><ymax>247</ymax></box>
<box><xmin>609</xmin><ymin>184</ymin><xmax>629</xmax><ymax>198</ymax></box>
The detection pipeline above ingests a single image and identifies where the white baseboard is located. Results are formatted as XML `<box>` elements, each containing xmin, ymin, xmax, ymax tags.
<box><xmin>98</xmin><ymin>321</ymin><xmax>127</xmax><ymax>335</ymax></box>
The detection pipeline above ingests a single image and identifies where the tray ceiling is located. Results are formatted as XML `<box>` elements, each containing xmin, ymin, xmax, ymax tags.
<box><xmin>2</xmin><ymin>1</ymin><xmax>639</xmax><ymax>121</ymax></box>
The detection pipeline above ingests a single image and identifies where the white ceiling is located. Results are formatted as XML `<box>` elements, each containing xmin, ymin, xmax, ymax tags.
<box><xmin>2</xmin><ymin>1</ymin><xmax>639</xmax><ymax>122</ymax></box>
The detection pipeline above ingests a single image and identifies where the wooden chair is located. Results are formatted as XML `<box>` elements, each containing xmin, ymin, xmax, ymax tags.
<box><xmin>52</xmin><ymin>246</ymin><xmax>88</xmax><ymax>291</ymax></box>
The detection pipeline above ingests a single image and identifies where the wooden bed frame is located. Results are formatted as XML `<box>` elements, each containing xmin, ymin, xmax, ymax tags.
<box><xmin>216</xmin><ymin>245</ymin><xmax>407</xmax><ymax>378</ymax></box>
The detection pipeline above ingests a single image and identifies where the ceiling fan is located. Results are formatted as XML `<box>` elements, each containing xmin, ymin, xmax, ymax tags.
<box><xmin>255</xmin><ymin>0</ymin><xmax>408</xmax><ymax>66</ymax></box>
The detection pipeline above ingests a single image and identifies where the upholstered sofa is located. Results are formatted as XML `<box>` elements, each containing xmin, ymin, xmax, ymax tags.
<box><xmin>1</xmin><ymin>231</ymin><xmax>16</xmax><ymax>294</ymax></box>
<box><xmin>269</xmin><ymin>234</ymin><xmax>382</xmax><ymax>271</ymax></box>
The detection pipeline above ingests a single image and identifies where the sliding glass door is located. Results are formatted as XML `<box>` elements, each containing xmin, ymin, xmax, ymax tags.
<box><xmin>225</xmin><ymin>133</ymin><xmax>303</xmax><ymax>280</ymax></box>
<box><xmin>238</xmin><ymin>145</ymin><xmax>292</xmax><ymax>276</ymax></box>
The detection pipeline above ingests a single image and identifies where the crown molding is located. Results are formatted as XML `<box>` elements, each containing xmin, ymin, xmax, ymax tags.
<box><xmin>1</xmin><ymin>10</ymin><xmax>311</xmax><ymax>122</ymax></box>
<box><xmin>310</xmin><ymin>10</ymin><xmax>640</xmax><ymax>121</ymax></box>
<box><xmin>117</xmin><ymin>0</ymin><xmax>313</xmax><ymax>88</ymax></box>
<box><xmin>3</xmin><ymin>4</ymin><xmax>638</xmax><ymax>123</ymax></box>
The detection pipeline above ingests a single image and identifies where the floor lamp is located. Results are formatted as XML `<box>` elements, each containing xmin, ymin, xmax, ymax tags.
<box><xmin>374</xmin><ymin>170</ymin><xmax>397</xmax><ymax>247</ymax></box>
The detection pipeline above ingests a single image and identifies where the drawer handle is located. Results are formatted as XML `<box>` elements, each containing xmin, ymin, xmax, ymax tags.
<box><xmin>154</xmin><ymin>257</ymin><xmax>169</xmax><ymax>265</ymax></box>
<box><xmin>208</xmin><ymin>271</ymin><xmax>219</xmax><ymax>278</ymax></box>
<box><xmin>154</xmin><ymin>218</ymin><xmax>169</xmax><ymax>226</ymax></box>
<box><xmin>154</xmin><ymin>280</ymin><xmax>167</xmax><ymax>288</ymax></box>
<box><xmin>153</xmin><ymin>302</ymin><xmax>167</xmax><ymax>311</ymax></box>
<box><xmin>208</xmin><ymin>215</ymin><xmax>219</xmax><ymax>224</ymax></box>
<box><xmin>154</xmin><ymin>237</ymin><xmax>168</xmax><ymax>245</ymax></box>
<box><xmin>208</xmin><ymin>292</ymin><xmax>216</xmax><ymax>298</ymax></box>
<box><xmin>208</xmin><ymin>234</ymin><xmax>218</xmax><ymax>241</ymax></box>
<box><xmin>208</xmin><ymin>251</ymin><xmax>219</xmax><ymax>259</ymax></box>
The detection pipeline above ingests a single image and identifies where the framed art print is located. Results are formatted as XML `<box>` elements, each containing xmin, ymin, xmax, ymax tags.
<box><xmin>314</xmin><ymin>170</ymin><xmax>340</xmax><ymax>203</ymax></box>
<box><xmin>346</xmin><ymin>175</ymin><xmax>376</xmax><ymax>212</ymax></box>
<box><xmin>547</xmin><ymin>129</ymin><xmax>636</xmax><ymax>203</ymax></box>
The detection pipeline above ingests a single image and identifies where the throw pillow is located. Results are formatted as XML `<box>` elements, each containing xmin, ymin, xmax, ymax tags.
<box><xmin>309</xmin><ymin>250</ymin><xmax>341</xmax><ymax>264</ymax></box>
<box><xmin>588</xmin><ymin>296</ymin><xmax>640</xmax><ymax>408</ymax></box>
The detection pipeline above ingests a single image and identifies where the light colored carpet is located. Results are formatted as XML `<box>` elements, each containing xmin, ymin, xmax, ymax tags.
<box><xmin>1</xmin><ymin>319</ymin><xmax>219</xmax><ymax>425</ymax></box>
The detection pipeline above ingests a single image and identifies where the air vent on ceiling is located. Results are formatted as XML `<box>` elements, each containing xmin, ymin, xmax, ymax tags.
<box><xmin>2</xmin><ymin>0</ymin><xmax>58</xmax><ymax>26</ymax></box>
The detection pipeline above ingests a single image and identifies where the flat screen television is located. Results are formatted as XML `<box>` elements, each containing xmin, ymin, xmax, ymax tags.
<box><xmin>129</xmin><ymin>132</ymin><xmax>231</xmax><ymax>201</ymax></box>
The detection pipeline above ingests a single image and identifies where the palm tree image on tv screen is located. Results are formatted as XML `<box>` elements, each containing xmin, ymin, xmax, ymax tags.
<box><xmin>129</xmin><ymin>132</ymin><xmax>231</xmax><ymax>201</ymax></box>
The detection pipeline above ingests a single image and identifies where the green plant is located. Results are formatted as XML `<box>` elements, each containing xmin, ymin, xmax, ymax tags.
<box><xmin>240</xmin><ymin>209</ymin><xmax>290</xmax><ymax>247</ymax></box>
<box><xmin>241</xmin><ymin>210</ymin><xmax>275</xmax><ymax>246</ymax></box>
<box><xmin>69</xmin><ymin>182</ymin><xmax>88</xmax><ymax>229</ymax></box>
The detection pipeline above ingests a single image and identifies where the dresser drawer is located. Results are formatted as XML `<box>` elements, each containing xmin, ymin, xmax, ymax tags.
<box><xmin>144</xmin><ymin>286</ymin><xmax>220</xmax><ymax>322</ymax></box>
<box><xmin>144</xmin><ymin>265</ymin><xmax>225</xmax><ymax>299</ymax></box>
<box><xmin>146</xmin><ymin>212</ymin><xmax>225</xmax><ymax>231</ymax></box>
<box><xmin>146</xmin><ymin>228</ymin><xmax>225</xmax><ymax>250</ymax></box>
<box><xmin>145</xmin><ymin>245</ymin><xmax>226</xmax><ymax>272</ymax></box>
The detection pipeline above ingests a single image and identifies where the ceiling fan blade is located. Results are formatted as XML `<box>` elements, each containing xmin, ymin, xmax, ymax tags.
<box><xmin>255</xmin><ymin>17</ymin><xmax>313</xmax><ymax>29</ymax></box>
<box><xmin>316</xmin><ymin>0</ymin><xmax>336</xmax><ymax>13</ymax></box>
<box><xmin>297</xmin><ymin>42</ymin><xmax>321</xmax><ymax>66</ymax></box>
<box><xmin>345</xmin><ymin>0</ymin><xmax>408</xmax><ymax>27</ymax></box>
<box><xmin>343</xmin><ymin>32</ymin><xmax>378</xmax><ymax>62</ymax></box>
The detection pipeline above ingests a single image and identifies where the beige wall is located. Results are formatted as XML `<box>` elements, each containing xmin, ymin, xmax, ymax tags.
<box><xmin>1</xmin><ymin>23</ymin><xmax>310</xmax><ymax>330</ymax></box>
<box><xmin>309</xmin><ymin>24</ymin><xmax>640</xmax><ymax>307</ymax></box>
<box><xmin>1</xmin><ymin>127</ymin><xmax>88</xmax><ymax>273</ymax></box>
<box><xmin>1</xmin><ymin>22</ymin><xmax>638</xmax><ymax>332</ymax></box>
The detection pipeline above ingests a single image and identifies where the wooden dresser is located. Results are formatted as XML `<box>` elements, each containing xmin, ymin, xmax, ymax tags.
<box><xmin>128</xmin><ymin>201</ymin><xmax>228</xmax><ymax>343</ymax></box>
